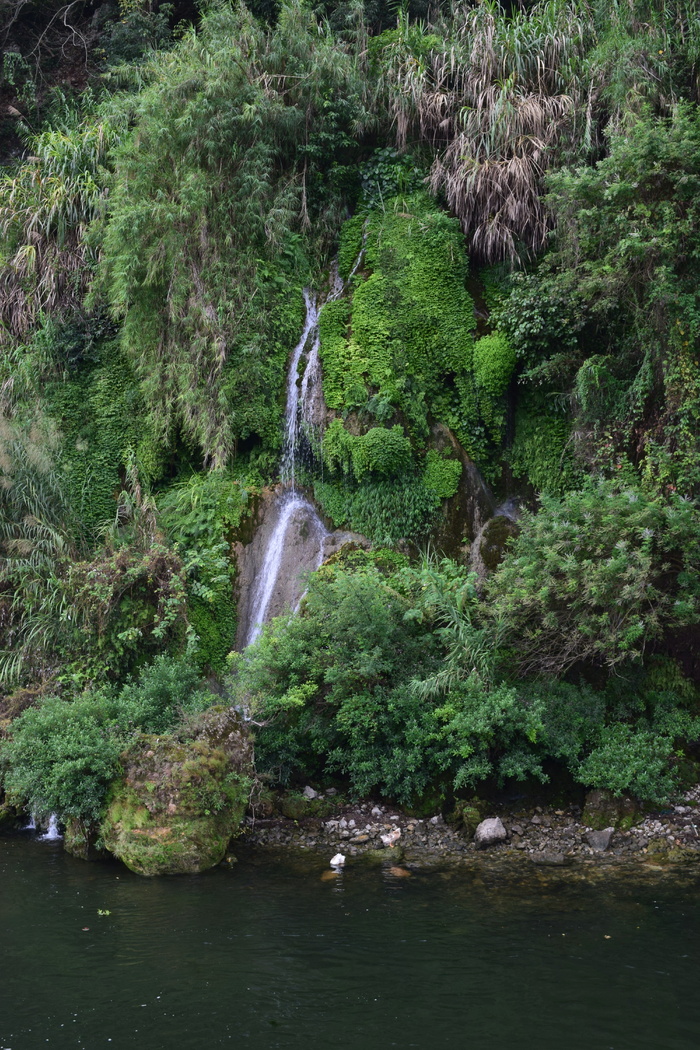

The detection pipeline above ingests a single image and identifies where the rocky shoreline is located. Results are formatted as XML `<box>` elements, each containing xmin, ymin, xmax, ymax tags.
<box><xmin>236</xmin><ymin>785</ymin><xmax>700</xmax><ymax>873</ymax></box>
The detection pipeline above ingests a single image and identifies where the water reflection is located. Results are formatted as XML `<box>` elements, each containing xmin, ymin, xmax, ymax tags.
<box><xmin>1</xmin><ymin>837</ymin><xmax>699</xmax><ymax>1050</ymax></box>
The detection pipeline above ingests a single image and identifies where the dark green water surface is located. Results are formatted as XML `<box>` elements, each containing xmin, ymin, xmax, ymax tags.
<box><xmin>2</xmin><ymin>835</ymin><xmax>700</xmax><ymax>1050</ymax></box>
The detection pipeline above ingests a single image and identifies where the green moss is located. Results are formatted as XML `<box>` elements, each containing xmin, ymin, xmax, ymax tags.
<box><xmin>508</xmin><ymin>387</ymin><xmax>580</xmax><ymax>494</ymax></box>
<box><xmin>422</xmin><ymin>450</ymin><xmax>462</xmax><ymax>501</ymax></box>
<box><xmin>44</xmin><ymin>338</ymin><xmax>160</xmax><ymax>536</ymax></box>
<box><xmin>321</xmin><ymin>194</ymin><xmax>476</xmax><ymax>438</ymax></box>
<box><xmin>314</xmin><ymin>474</ymin><xmax>444</xmax><ymax>544</ymax></box>
<box><xmin>337</xmin><ymin>213</ymin><xmax>365</xmax><ymax>280</ymax></box>
<box><xmin>322</xmin><ymin>419</ymin><xmax>413</xmax><ymax>481</ymax></box>
<box><xmin>473</xmin><ymin>331</ymin><xmax>516</xmax><ymax>444</ymax></box>
<box><xmin>101</xmin><ymin>730</ymin><xmax>251</xmax><ymax>876</ymax></box>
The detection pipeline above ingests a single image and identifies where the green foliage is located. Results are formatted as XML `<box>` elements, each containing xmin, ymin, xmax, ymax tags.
<box><xmin>322</xmin><ymin>419</ymin><xmax>413</xmax><ymax>481</ymax></box>
<box><xmin>158</xmin><ymin>471</ymin><xmax>255</xmax><ymax>672</ymax></box>
<box><xmin>0</xmin><ymin>95</ymin><xmax>127</xmax><ymax>342</ymax></box>
<box><xmin>315</xmin><ymin>473</ymin><xmax>441</xmax><ymax>545</ymax></box>
<box><xmin>98</xmin><ymin>0</ymin><xmax>367</xmax><ymax>465</ymax></box>
<box><xmin>497</xmin><ymin>103</ymin><xmax>700</xmax><ymax>496</ymax></box>
<box><xmin>378</xmin><ymin>1</ymin><xmax>592</xmax><ymax>263</ymax></box>
<box><xmin>114</xmin><ymin>654</ymin><xmax>216</xmax><ymax>733</ymax></box>
<box><xmin>421</xmin><ymin>450</ymin><xmax>462</xmax><ymax>501</ymax></box>
<box><xmin>488</xmin><ymin>478</ymin><xmax>700</xmax><ymax>676</ymax></box>
<box><xmin>230</xmin><ymin>550</ymin><xmax>700</xmax><ymax>804</ymax></box>
<box><xmin>0</xmin><ymin>692</ymin><xmax>124</xmax><ymax>824</ymax></box>
<box><xmin>472</xmin><ymin>332</ymin><xmax>516</xmax><ymax>445</ymax></box>
<box><xmin>321</xmin><ymin>193</ymin><xmax>476</xmax><ymax>440</ymax></box>
<box><xmin>359</xmin><ymin>147</ymin><xmax>424</xmax><ymax>210</ymax></box>
<box><xmin>228</xmin><ymin>557</ymin><xmax>441</xmax><ymax>799</ymax></box>
<box><xmin>0</xmin><ymin>422</ymin><xmax>188</xmax><ymax>689</ymax></box>
<box><xmin>508</xmin><ymin>388</ymin><xmax>580</xmax><ymax>494</ymax></box>
<box><xmin>43</xmin><ymin>332</ymin><xmax>159</xmax><ymax>534</ymax></box>
<box><xmin>101</xmin><ymin>0</ymin><xmax>174</xmax><ymax>65</ymax></box>
<box><xmin>336</xmin><ymin>213</ymin><xmax>365</xmax><ymax>281</ymax></box>
<box><xmin>0</xmin><ymin>655</ymin><xmax>216</xmax><ymax>824</ymax></box>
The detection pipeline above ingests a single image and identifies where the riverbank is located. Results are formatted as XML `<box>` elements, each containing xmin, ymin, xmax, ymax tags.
<box><xmin>236</xmin><ymin>785</ymin><xmax>700</xmax><ymax>873</ymax></box>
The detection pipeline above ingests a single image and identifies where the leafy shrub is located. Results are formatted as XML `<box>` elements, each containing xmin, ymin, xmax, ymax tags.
<box><xmin>322</xmin><ymin>419</ymin><xmax>413</xmax><ymax>481</ymax></box>
<box><xmin>507</xmin><ymin>388</ymin><xmax>580</xmax><ymax>494</ymax></box>
<box><xmin>472</xmin><ymin>331</ymin><xmax>516</xmax><ymax>444</ymax></box>
<box><xmin>158</xmin><ymin>471</ymin><xmax>256</xmax><ymax>672</ymax></box>
<box><xmin>1</xmin><ymin>692</ymin><xmax>124</xmax><ymax>824</ymax></box>
<box><xmin>489</xmin><ymin>478</ymin><xmax>700</xmax><ymax>675</ymax></box>
<box><xmin>0</xmin><ymin>656</ymin><xmax>216</xmax><ymax>823</ymax></box>
<box><xmin>320</xmin><ymin>194</ymin><xmax>479</xmax><ymax>454</ymax></box>
<box><xmin>227</xmin><ymin>548</ymin><xmax>700</xmax><ymax>806</ymax></box>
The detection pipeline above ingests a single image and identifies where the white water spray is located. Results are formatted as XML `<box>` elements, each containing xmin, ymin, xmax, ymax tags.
<box><xmin>39</xmin><ymin>814</ymin><xmax>62</xmax><ymax>841</ymax></box>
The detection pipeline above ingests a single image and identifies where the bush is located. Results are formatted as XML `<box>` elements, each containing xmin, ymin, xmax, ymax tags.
<box><xmin>489</xmin><ymin>478</ymin><xmax>700</xmax><ymax>675</ymax></box>
<box><xmin>0</xmin><ymin>656</ymin><xmax>216</xmax><ymax>824</ymax></box>
<box><xmin>0</xmin><ymin>693</ymin><xmax>124</xmax><ymax>824</ymax></box>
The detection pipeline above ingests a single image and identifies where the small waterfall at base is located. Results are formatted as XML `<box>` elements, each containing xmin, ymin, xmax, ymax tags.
<box><xmin>39</xmin><ymin>814</ymin><xmax>62</xmax><ymax>841</ymax></box>
<box><xmin>22</xmin><ymin>814</ymin><xmax>37</xmax><ymax>831</ymax></box>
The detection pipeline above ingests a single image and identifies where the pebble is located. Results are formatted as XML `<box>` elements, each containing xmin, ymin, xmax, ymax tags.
<box><xmin>240</xmin><ymin>784</ymin><xmax>700</xmax><ymax>868</ymax></box>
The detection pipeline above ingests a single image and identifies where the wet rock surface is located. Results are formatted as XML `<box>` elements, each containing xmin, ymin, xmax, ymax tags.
<box><xmin>238</xmin><ymin>785</ymin><xmax>700</xmax><ymax>874</ymax></box>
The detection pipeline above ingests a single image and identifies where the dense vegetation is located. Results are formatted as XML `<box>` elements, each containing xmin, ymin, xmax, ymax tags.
<box><xmin>2</xmin><ymin>0</ymin><xmax>700</xmax><ymax>835</ymax></box>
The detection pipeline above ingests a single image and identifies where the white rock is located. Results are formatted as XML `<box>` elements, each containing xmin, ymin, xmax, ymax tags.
<box><xmin>371</xmin><ymin>806</ymin><xmax>382</xmax><ymax>817</ymax></box>
<box><xmin>330</xmin><ymin>853</ymin><xmax>346</xmax><ymax>867</ymax></box>
<box><xmin>348</xmin><ymin>819</ymin><xmax>356</xmax><ymax>827</ymax></box>
<box><xmin>303</xmin><ymin>785</ymin><xmax>318</xmax><ymax>799</ymax></box>
<box><xmin>474</xmin><ymin>817</ymin><xmax>507</xmax><ymax>849</ymax></box>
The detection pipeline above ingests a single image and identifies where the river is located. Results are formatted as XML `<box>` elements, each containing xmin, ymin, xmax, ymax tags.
<box><xmin>2</xmin><ymin>835</ymin><xmax>699</xmax><ymax>1049</ymax></box>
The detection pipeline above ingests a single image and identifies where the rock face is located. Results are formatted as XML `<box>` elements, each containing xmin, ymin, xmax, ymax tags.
<box><xmin>474</xmin><ymin>816</ymin><xmax>507</xmax><ymax>849</ymax></box>
<box><xmin>428</xmin><ymin>423</ymin><xmax>495</xmax><ymax>556</ymax></box>
<box><xmin>582</xmin><ymin>789</ymin><xmax>639</xmax><ymax>831</ymax></box>
<box><xmin>101</xmin><ymin>706</ymin><xmax>252</xmax><ymax>876</ymax></box>
<box><xmin>234</xmin><ymin>486</ymin><xmax>368</xmax><ymax>649</ymax></box>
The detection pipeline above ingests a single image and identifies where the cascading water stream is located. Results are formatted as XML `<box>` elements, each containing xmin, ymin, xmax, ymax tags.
<box><xmin>244</xmin><ymin>272</ymin><xmax>352</xmax><ymax>646</ymax></box>
<box><xmin>39</xmin><ymin>814</ymin><xmax>62</xmax><ymax>841</ymax></box>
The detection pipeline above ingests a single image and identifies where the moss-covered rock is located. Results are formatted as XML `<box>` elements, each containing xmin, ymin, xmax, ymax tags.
<box><xmin>356</xmin><ymin>846</ymin><xmax>405</xmax><ymax>866</ymax></box>
<box><xmin>447</xmin><ymin>797</ymin><xmax>487</xmax><ymax>836</ymax></box>
<box><xmin>582</xmin><ymin>788</ymin><xmax>640</xmax><ymax>831</ymax></box>
<box><xmin>101</xmin><ymin>706</ymin><xmax>252</xmax><ymax>876</ymax></box>
<box><xmin>276</xmin><ymin>792</ymin><xmax>337</xmax><ymax>821</ymax></box>
<box><xmin>478</xmin><ymin>515</ymin><xmax>520</xmax><ymax>573</ymax></box>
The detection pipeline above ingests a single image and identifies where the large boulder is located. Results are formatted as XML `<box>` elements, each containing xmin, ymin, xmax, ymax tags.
<box><xmin>474</xmin><ymin>816</ymin><xmax>507</xmax><ymax>849</ymax></box>
<box><xmin>101</xmin><ymin>706</ymin><xmax>252</xmax><ymax>876</ymax></box>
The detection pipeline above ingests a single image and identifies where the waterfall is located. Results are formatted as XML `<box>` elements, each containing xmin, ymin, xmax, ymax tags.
<box><xmin>280</xmin><ymin>290</ymin><xmax>319</xmax><ymax>488</ymax></box>
<box><xmin>22</xmin><ymin>813</ymin><xmax>36</xmax><ymax>831</ymax></box>
<box><xmin>39</xmin><ymin>814</ymin><xmax>62</xmax><ymax>841</ymax></box>
<box><xmin>241</xmin><ymin>256</ymin><xmax>366</xmax><ymax>648</ymax></box>
<box><xmin>243</xmin><ymin>286</ymin><xmax>334</xmax><ymax>646</ymax></box>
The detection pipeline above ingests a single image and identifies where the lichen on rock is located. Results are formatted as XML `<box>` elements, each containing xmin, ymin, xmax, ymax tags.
<box><xmin>101</xmin><ymin>706</ymin><xmax>252</xmax><ymax>876</ymax></box>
